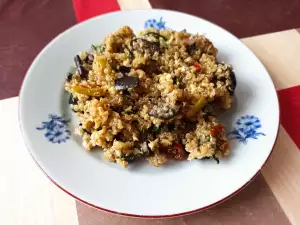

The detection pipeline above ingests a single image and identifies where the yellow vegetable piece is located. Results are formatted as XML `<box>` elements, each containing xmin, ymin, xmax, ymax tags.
<box><xmin>72</xmin><ymin>85</ymin><xmax>105</xmax><ymax>97</ymax></box>
<box><xmin>188</xmin><ymin>96</ymin><xmax>207</xmax><ymax>117</ymax></box>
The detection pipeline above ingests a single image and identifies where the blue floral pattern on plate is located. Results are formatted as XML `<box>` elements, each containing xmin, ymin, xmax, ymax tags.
<box><xmin>144</xmin><ymin>17</ymin><xmax>166</xmax><ymax>30</ymax></box>
<box><xmin>37</xmin><ymin>114</ymin><xmax>70</xmax><ymax>144</ymax></box>
<box><xmin>228</xmin><ymin>115</ymin><xmax>265</xmax><ymax>144</ymax></box>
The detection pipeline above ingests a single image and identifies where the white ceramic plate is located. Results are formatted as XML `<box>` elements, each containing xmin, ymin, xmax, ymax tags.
<box><xmin>19</xmin><ymin>9</ymin><xmax>279</xmax><ymax>218</ymax></box>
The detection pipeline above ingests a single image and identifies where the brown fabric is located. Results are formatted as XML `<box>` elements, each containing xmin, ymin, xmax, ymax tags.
<box><xmin>0</xmin><ymin>0</ymin><xmax>76</xmax><ymax>100</ymax></box>
<box><xmin>150</xmin><ymin>0</ymin><xmax>300</xmax><ymax>38</ymax></box>
<box><xmin>76</xmin><ymin>174</ymin><xmax>290</xmax><ymax>225</ymax></box>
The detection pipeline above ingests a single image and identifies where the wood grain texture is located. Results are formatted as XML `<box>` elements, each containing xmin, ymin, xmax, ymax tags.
<box><xmin>242</xmin><ymin>30</ymin><xmax>300</xmax><ymax>225</ymax></box>
<box><xmin>0</xmin><ymin>98</ymin><xmax>78</xmax><ymax>225</ymax></box>
<box><xmin>117</xmin><ymin>0</ymin><xmax>151</xmax><ymax>10</ymax></box>
<box><xmin>242</xmin><ymin>30</ymin><xmax>300</xmax><ymax>90</ymax></box>
<box><xmin>262</xmin><ymin>126</ymin><xmax>300</xmax><ymax>225</ymax></box>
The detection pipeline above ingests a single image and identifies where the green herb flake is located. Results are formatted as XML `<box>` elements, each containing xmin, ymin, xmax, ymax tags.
<box><xmin>152</xmin><ymin>125</ymin><xmax>160</xmax><ymax>133</ymax></box>
<box><xmin>173</xmin><ymin>76</ymin><xmax>177</xmax><ymax>85</ymax></box>
<box><xmin>123</xmin><ymin>155</ymin><xmax>135</xmax><ymax>162</ymax></box>
<box><xmin>91</xmin><ymin>44</ymin><xmax>105</xmax><ymax>53</ymax></box>
<box><xmin>91</xmin><ymin>44</ymin><xmax>97</xmax><ymax>51</ymax></box>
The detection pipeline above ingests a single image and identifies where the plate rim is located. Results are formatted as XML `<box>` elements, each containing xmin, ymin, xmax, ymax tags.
<box><xmin>18</xmin><ymin>8</ymin><xmax>280</xmax><ymax>218</ymax></box>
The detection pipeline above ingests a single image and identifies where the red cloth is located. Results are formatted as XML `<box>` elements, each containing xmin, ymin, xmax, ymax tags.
<box><xmin>278</xmin><ymin>85</ymin><xmax>300</xmax><ymax>149</ymax></box>
<box><xmin>72</xmin><ymin>0</ymin><xmax>120</xmax><ymax>22</ymax></box>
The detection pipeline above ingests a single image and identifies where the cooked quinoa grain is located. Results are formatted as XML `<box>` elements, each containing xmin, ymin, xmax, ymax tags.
<box><xmin>65</xmin><ymin>26</ymin><xmax>236</xmax><ymax>167</ymax></box>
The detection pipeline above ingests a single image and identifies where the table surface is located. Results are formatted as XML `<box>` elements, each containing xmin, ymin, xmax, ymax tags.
<box><xmin>1</xmin><ymin>0</ymin><xmax>300</xmax><ymax>224</ymax></box>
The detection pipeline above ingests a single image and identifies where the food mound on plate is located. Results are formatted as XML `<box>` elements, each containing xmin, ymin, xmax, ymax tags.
<box><xmin>65</xmin><ymin>26</ymin><xmax>236</xmax><ymax>167</ymax></box>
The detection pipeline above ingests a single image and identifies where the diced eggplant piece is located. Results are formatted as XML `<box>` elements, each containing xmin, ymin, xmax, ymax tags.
<box><xmin>114</xmin><ymin>76</ymin><xmax>139</xmax><ymax>90</ymax></box>
<box><xmin>130</xmin><ymin>38</ymin><xmax>161</xmax><ymax>54</ymax></box>
<box><xmin>186</xmin><ymin>43</ymin><xmax>197</xmax><ymax>55</ymax></box>
<box><xmin>69</xmin><ymin>94</ymin><xmax>78</xmax><ymax>105</ymax></box>
<box><xmin>74</xmin><ymin>55</ymin><xmax>88</xmax><ymax>79</ymax></box>
<box><xmin>228</xmin><ymin>70</ymin><xmax>236</xmax><ymax>95</ymax></box>
<box><xmin>143</xmin><ymin>32</ymin><xmax>167</xmax><ymax>41</ymax></box>
<box><xmin>119</xmin><ymin>66</ymin><xmax>131</xmax><ymax>73</ymax></box>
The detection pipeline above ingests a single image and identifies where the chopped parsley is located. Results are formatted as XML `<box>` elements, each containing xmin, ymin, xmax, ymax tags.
<box><xmin>152</xmin><ymin>125</ymin><xmax>161</xmax><ymax>133</ymax></box>
<box><xmin>173</xmin><ymin>76</ymin><xmax>177</xmax><ymax>85</ymax></box>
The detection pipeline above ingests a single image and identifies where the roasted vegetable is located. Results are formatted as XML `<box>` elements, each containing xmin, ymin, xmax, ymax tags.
<box><xmin>114</xmin><ymin>76</ymin><xmax>139</xmax><ymax>90</ymax></box>
<box><xmin>130</xmin><ymin>38</ymin><xmax>160</xmax><ymax>54</ymax></box>
<box><xmin>74</xmin><ymin>55</ymin><xmax>88</xmax><ymax>79</ymax></box>
<box><xmin>72</xmin><ymin>85</ymin><xmax>105</xmax><ymax>97</ymax></box>
<box><xmin>118</xmin><ymin>66</ymin><xmax>131</xmax><ymax>73</ymax></box>
<box><xmin>143</xmin><ymin>32</ymin><xmax>167</xmax><ymax>41</ymax></box>
<box><xmin>187</xmin><ymin>96</ymin><xmax>207</xmax><ymax>117</ymax></box>
<box><xmin>66</xmin><ymin>72</ymin><xmax>73</xmax><ymax>82</ymax></box>
<box><xmin>228</xmin><ymin>70</ymin><xmax>237</xmax><ymax>95</ymax></box>
<box><xmin>86</xmin><ymin>54</ymin><xmax>94</xmax><ymax>65</ymax></box>
<box><xmin>68</xmin><ymin>94</ymin><xmax>78</xmax><ymax>105</ymax></box>
<box><xmin>186</xmin><ymin>43</ymin><xmax>197</xmax><ymax>55</ymax></box>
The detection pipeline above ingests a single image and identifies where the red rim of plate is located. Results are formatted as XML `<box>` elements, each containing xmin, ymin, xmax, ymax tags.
<box><xmin>18</xmin><ymin>9</ymin><xmax>281</xmax><ymax>218</ymax></box>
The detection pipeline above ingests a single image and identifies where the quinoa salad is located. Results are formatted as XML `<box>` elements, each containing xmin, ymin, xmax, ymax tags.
<box><xmin>65</xmin><ymin>26</ymin><xmax>236</xmax><ymax>167</ymax></box>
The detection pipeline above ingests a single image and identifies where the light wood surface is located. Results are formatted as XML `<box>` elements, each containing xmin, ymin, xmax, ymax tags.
<box><xmin>242</xmin><ymin>30</ymin><xmax>300</xmax><ymax>225</ymax></box>
<box><xmin>262</xmin><ymin>126</ymin><xmax>300</xmax><ymax>225</ymax></box>
<box><xmin>117</xmin><ymin>0</ymin><xmax>151</xmax><ymax>10</ymax></box>
<box><xmin>1</xmin><ymin>28</ymin><xmax>300</xmax><ymax>224</ymax></box>
<box><xmin>0</xmin><ymin>98</ymin><xmax>78</xmax><ymax>225</ymax></box>
<box><xmin>242</xmin><ymin>29</ymin><xmax>300</xmax><ymax>90</ymax></box>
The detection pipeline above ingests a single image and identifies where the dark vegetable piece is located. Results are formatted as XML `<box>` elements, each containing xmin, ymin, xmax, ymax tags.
<box><xmin>74</xmin><ymin>55</ymin><xmax>83</xmax><ymax>67</ymax></box>
<box><xmin>66</xmin><ymin>72</ymin><xmax>73</xmax><ymax>82</ymax></box>
<box><xmin>202</xmin><ymin>113</ymin><xmax>211</xmax><ymax>122</ymax></box>
<box><xmin>114</xmin><ymin>76</ymin><xmax>139</xmax><ymax>90</ymax></box>
<box><xmin>86</xmin><ymin>54</ymin><xmax>94</xmax><ymax>64</ymax></box>
<box><xmin>69</xmin><ymin>94</ymin><xmax>78</xmax><ymax>105</ymax></box>
<box><xmin>130</xmin><ymin>38</ymin><xmax>160</xmax><ymax>54</ymax></box>
<box><xmin>211</xmin><ymin>75</ymin><xmax>227</xmax><ymax>84</ymax></box>
<box><xmin>172</xmin><ymin>77</ymin><xmax>177</xmax><ymax>85</ymax></box>
<box><xmin>186</xmin><ymin>43</ymin><xmax>197</xmax><ymax>55</ymax></box>
<box><xmin>119</xmin><ymin>66</ymin><xmax>131</xmax><ymax>73</ymax></box>
<box><xmin>183</xmin><ymin>121</ymin><xmax>196</xmax><ymax>132</ymax></box>
<box><xmin>74</xmin><ymin>55</ymin><xmax>88</xmax><ymax>79</ymax></box>
<box><xmin>123</xmin><ymin>155</ymin><xmax>135</xmax><ymax>162</ymax></box>
<box><xmin>83</xmin><ymin>129</ymin><xmax>92</xmax><ymax>135</ymax></box>
<box><xmin>228</xmin><ymin>70</ymin><xmax>237</xmax><ymax>95</ymax></box>
<box><xmin>167</xmin><ymin>123</ymin><xmax>175</xmax><ymax>131</ymax></box>
<box><xmin>213</xmin><ymin>155</ymin><xmax>220</xmax><ymax>164</ymax></box>
<box><xmin>201</xmin><ymin>156</ymin><xmax>210</xmax><ymax>160</ymax></box>
<box><xmin>141</xmin><ymin>59</ymin><xmax>161</xmax><ymax>75</ymax></box>
<box><xmin>201</xmin><ymin>155</ymin><xmax>220</xmax><ymax>164</ymax></box>
<box><xmin>143</xmin><ymin>32</ymin><xmax>167</xmax><ymax>41</ymax></box>
<box><xmin>219</xmin><ymin>76</ymin><xmax>227</xmax><ymax>82</ymax></box>
<box><xmin>152</xmin><ymin>125</ymin><xmax>160</xmax><ymax>133</ymax></box>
